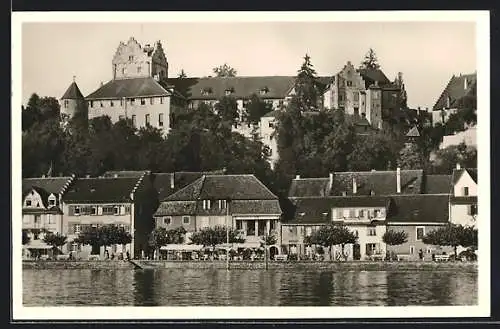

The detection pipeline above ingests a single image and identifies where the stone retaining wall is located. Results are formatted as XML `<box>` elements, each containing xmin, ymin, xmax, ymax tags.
<box><xmin>22</xmin><ymin>260</ymin><xmax>477</xmax><ymax>272</ymax></box>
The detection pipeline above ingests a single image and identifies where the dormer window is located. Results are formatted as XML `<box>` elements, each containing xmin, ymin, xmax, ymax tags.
<box><xmin>48</xmin><ymin>195</ymin><xmax>56</xmax><ymax>207</ymax></box>
<box><xmin>25</xmin><ymin>199</ymin><xmax>32</xmax><ymax>207</ymax></box>
<box><xmin>224</xmin><ymin>88</ymin><xmax>234</xmax><ymax>96</ymax></box>
<box><xmin>202</xmin><ymin>200</ymin><xmax>212</xmax><ymax>210</ymax></box>
<box><xmin>219</xmin><ymin>199</ymin><xmax>227</xmax><ymax>209</ymax></box>
<box><xmin>260</xmin><ymin>87</ymin><xmax>269</xmax><ymax>95</ymax></box>
<box><xmin>201</xmin><ymin>88</ymin><xmax>213</xmax><ymax>96</ymax></box>
<box><xmin>129</xmin><ymin>55</ymin><xmax>134</xmax><ymax>61</ymax></box>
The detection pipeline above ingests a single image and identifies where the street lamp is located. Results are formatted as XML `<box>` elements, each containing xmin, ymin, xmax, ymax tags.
<box><xmin>226</xmin><ymin>197</ymin><xmax>231</xmax><ymax>271</ymax></box>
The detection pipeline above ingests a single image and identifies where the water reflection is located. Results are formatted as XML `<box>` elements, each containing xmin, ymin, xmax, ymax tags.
<box><xmin>23</xmin><ymin>268</ymin><xmax>477</xmax><ymax>306</ymax></box>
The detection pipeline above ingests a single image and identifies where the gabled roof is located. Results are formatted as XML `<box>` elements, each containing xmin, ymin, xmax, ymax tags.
<box><xmin>424</xmin><ymin>175</ymin><xmax>452</xmax><ymax>194</ymax></box>
<box><xmin>86</xmin><ymin>77</ymin><xmax>171</xmax><ymax>100</ymax></box>
<box><xmin>386</xmin><ymin>194</ymin><xmax>449</xmax><ymax>224</ymax></box>
<box><xmin>406</xmin><ymin>126</ymin><xmax>420</xmax><ymax>137</ymax></box>
<box><xmin>61</xmin><ymin>81</ymin><xmax>85</xmax><ymax>100</ymax></box>
<box><xmin>153</xmin><ymin>171</ymin><xmax>225</xmax><ymax>201</ymax></box>
<box><xmin>63</xmin><ymin>175</ymin><xmax>147</xmax><ymax>203</ymax></box>
<box><xmin>452</xmin><ymin>168</ymin><xmax>478</xmax><ymax>185</ymax></box>
<box><xmin>432</xmin><ymin>73</ymin><xmax>477</xmax><ymax>111</ymax></box>
<box><xmin>22</xmin><ymin>176</ymin><xmax>75</xmax><ymax>196</ymax></box>
<box><xmin>154</xmin><ymin>200</ymin><xmax>198</xmax><ymax>216</ymax></box>
<box><xmin>165</xmin><ymin>174</ymin><xmax>278</xmax><ymax>201</ymax></box>
<box><xmin>357</xmin><ymin>68</ymin><xmax>392</xmax><ymax>88</ymax></box>
<box><xmin>288</xmin><ymin>178</ymin><xmax>331</xmax><ymax>198</ymax></box>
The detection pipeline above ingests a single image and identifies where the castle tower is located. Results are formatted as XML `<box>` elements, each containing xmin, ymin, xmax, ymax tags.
<box><xmin>112</xmin><ymin>37</ymin><xmax>169</xmax><ymax>80</ymax></box>
<box><xmin>60</xmin><ymin>77</ymin><xmax>88</xmax><ymax>124</ymax></box>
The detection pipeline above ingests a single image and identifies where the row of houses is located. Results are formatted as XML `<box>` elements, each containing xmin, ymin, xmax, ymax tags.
<box><xmin>22</xmin><ymin>165</ymin><xmax>477</xmax><ymax>261</ymax></box>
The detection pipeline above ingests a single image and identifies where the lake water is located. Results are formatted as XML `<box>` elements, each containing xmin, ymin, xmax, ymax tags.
<box><xmin>23</xmin><ymin>268</ymin><xmax>477</xmax><ymax>306</ymax></box>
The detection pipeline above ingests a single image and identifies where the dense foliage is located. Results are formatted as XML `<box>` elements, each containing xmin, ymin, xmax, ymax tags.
<box><xmin>382</xmin><ymin>230</ymin><xmax>409</xmax><ymax>246</ymax></box>
<box><xmin>148</xmin><ymin>226</ymin><xmax>187</xmax><ymax>250</ymax></box>
<box><xmin>213</xmin><ymin>63</ymin><xmax>237</xmax><ymax>77</ymax></box>
<box><xmin>189</xmin><ymin>226</ymin><xmax>245</xmax><ymax>248</ymax></box>
<box><xmin>43</xmin><ymin>232</ymin><xmax>68</xmax><ymax>248</ymax></box>
<box><xmin>422</xmin><ymin>224</ymin><xmax>478</xmax><ymax>257</ymax></box>
<box><xmin>75</xmin><ymin>225</ymin><xmax>132</xmax><ymax>252</ymax></box>
<box><xmin>304</xmin><ymin>224</ymin><xmax>357</xmax><ymax>260</ymax></box>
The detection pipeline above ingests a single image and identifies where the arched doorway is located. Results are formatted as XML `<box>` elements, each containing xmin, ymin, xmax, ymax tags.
<box><xmin>269</xmin><ymin>246</ymin><xmax>279</xmax><ymax>260</ymax></box>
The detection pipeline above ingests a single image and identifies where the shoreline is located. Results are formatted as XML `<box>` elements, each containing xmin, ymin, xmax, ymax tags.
<box><xmin>22</xmin><ymin>260</ymin><xmax>478</xmax><ymax>272</ymax></box>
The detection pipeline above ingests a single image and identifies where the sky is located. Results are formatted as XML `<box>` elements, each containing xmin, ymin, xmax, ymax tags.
<box><xmin>21</xmin><ymin>21</ymin><xmax>476</xmax><ymax>109</ymax></box>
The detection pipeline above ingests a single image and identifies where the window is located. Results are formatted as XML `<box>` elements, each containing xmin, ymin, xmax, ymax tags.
<box><xmin>354</xmin><ymin>107</ymin><xmax>359</xmax><ymax>116</ymax></box>
<box><xmin>64</xmin><ymin>100</ymin><xmax>69</xmax><ymax>108</ymax></box>
<box><xmin>409</xmin><ymin>245</ymin><xmax>415</xmax><ymax>254</ymax></box>
<box><xmin>349</xmin><ymin>209</ymin><xmax>355</xmax><ymax>218</ymax></box>
<box><xmin>91</xmin><ymin>206</ymin><xmax>97</xmax><ymax>216</ymax></box>
<box><xmin>225</xmin><ymin>90</ymin><xmax>232</xmax><ymax>96</ymax></box>
<box><xmin>120</xmin><ymin>99</ymin><xmax>124</xmax><ymax>107</ymax></box>
<box><xmin>269</xmin><ymin>122</ymin><xmax>274</xmax><ymax>128</ymax></box>
<box><xmin>160</xmin><ymin>97</ymin><xmax>164</xmax><ymax>104</ymax></box>
<box><xmin>374</xmin><ymin>210</ymin><xmax>380</xmax><ymax>218</ymax></box>
<box><xmin>141</xmin><ymin>98</ymin><xmax>146</xmax><ymax>105</ymax></box>
<box><xmin>359</xmin><ymin>209</ymin><xmax>364</xmax><ymax>218</ymax></box>
<box><xmin>305</xmin><ymin>227</ymin><xmax>312</xmax><ymax>237</ymax></box>
<box><xmin>203</xmin><ymin>200</ymin><xmax>211</xmax><ymax>210</ymax></box>
<box><xmin>339</xmin><ymin>95</ymin><xmax>344</xmax><ymax>101</ymax></box>
<box><xmin>131</xmin><ymin>115</ymin><xmax>137</xmax><ymax>126</ymax></box>
<box><xmin>468</xmin><ymin>204</ymin><xmax>478</xmax><ymax>216</ymax></box>
<box><xmin>119</xmin><ymin>115</ymin><xmax>125</xmax><ymax>121</ymax></box>
<box><xmin>416</xmin><ymin>226</ymin><xmax>425</xmax><ymax>241</ymax></box>
<box><xmin>183</xmin><ymin>216</ymin><xmax>190</xmax><ymax>225</ymax></box>
<box><xmin>103</xmin><ymin>206</ymin><xmax>114</xmax><ymax>215</ymax></box>
<box><xmin>158</xmin><ymin>113</ymin><xmax>164</xmax><ymax>127</ymax></box>
<box><xmin>89</xmin><ymin>101</ymin><xmax>94</xmax><ymax>108</ymax></box>
<box><xmin>114</xmin><ymin>206</ymin><xmax>120</xmax><ymax>215</ymax></box>
<box><xmin>150</xmin><ymin>98</ymin><xmax>154</xmax><ymax>105</ymax></box>
<box><xmin>130</xmin><ymin>98</ymin><xmax>135</xmax><ymax>105</ymax></box>
<box><xmin>137</xmin><ymin>67</ymin><xmax>142</xmax><ymax>74</ymax></box>
<box><xmin>163</xmin><ymin>217</ymin><xmax>171</xmax><ymax>225</ymax></box>
<box><xmin>74</xmin><ymin>224</ymin><xmax>81</xmax><ymax>234</ymax></box>
<box><xmin>110</xmin><ymin>100</ymin><xmax>114</xmax><ymax>107</ymax></box>
<box><xmin>347</xmin><ymin>81</ymin><xmax>353</xmax><ymax>87</ymax></box>
<box><xmin>129</xmin><ymin>55</ymin><xmax>134</xmax><ymax>61</ymax></box>
<box><xmin>145</xmin><ymin>114</ymin><xmax>150</xmax><ymax>126</ymax></box>
<box><xmin>122</xmin><ymin>68</ymin><xmax>126</xmax><ymax>75</ymax></box>
<box><xmin>463</xmin><ymin>187</ymin><xmax>469</xmax><ymax>196</ymax></box>
<box><xmin>219</xmin><ymin>199</ymin><xmax>227</xmax><ymax>209</ymax></box>
<box><xmin>353</xmin><ymin>92</ymin><xmax>359</xmax><ymax>101</ymax></box>
<box><xmin>47</xmin><ymin>214</ymin><xmax>55</xmax><ymax>224</ymax></box>
<box><xmin>367</xmin><ymin>227</ymin><xmax>377</xmax><ymax>236</ymax></box>
<box><xmin>25</xmin><ymin>199</ymin><xmax>32</xmax><ymax>207</ymax></box>
<box><xmin>74</xmin><ymin>206</ymin><xmax>80</xmax><ymax>216</ymax></box>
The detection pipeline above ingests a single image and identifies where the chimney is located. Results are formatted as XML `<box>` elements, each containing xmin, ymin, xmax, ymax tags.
<box><xmin>464</xmin><ymin>78</ymin><xmax>468</xmax><ymax>90</ymax></box>
<box><xmin>352</xmin><ymin>177</ymin><xmax>357</xmax><ymax>194</ymax></box>
<box><xmin>114</xmin><ymin>174</ymin><xmax>118</xmax><ymax>178</ymax></box>
<box><xmin>456</xmin><ymin>163</ymin><xmax>461</xmax><ymax>170</ymax></box>
<box><xmin>295</xmin><ymin>175</ymin><xmax>300</xmax><ymax>180</ymax></box>
<box><xmin>42</xmin><ymin>174</ymin><xmax>46</xmax><ymax>178</ymax></box>
<box><xmin>329</xmin><ymin>173</ymin><xmax>334</xmax><ymax>188</ymax></box>
<box><xmin>100</xmin><ymin>81</ymin><xmax>104</xmax><ymax>87</ymax></box>
<box><xmin>170</xmin><ymin>173</ymin><xmax>175</xmax><ymax>189</ymax></box>
<box><xmin>86</xmin><ymin>174</ymin><xmax>90</xmax><ymax>178</ymax></box>
<box><xmin>396</xmin><ymin>167</ymin><xmax>401</xmax><ymax>194</ymax></box>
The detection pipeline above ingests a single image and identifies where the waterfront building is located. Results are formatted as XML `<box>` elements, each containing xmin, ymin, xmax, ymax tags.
<box><xmin>385</xmin><ymin>194</ymin><xmax>451</xmax><ymax>261</ymax></box>
<box><xmin>153</xmin><ymin>174</ymin><xmax>282</xmax><ymax>250</ymax></box>
<box><xmin>431</xmin><ymin>72</ymin><xmax>477</xmax><ymax>126</ymax></box>
<box><xmin>449</xmin><ymin>166</ymin><xmax>478</xmax><ymax>228</ymax></box>
<box><xmin>22</xmin><ymin>176</ymin><xmax>76</xmax><ymax>257</ymax></box>
<box><xmin>61</xmin><ymin>172</ymin><xmax>158</xmax><ymax>259</ymax></box>
<box><xmin>440</xmin><ymin>126</ymin><xmax>477</xmax><ymax>149</ymax></box>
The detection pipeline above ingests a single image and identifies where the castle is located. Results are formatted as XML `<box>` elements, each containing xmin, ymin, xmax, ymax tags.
<box><xmin>60</xmin><ymin>37</ymin><xmax>410</xmax><ymax>169</ymax></box>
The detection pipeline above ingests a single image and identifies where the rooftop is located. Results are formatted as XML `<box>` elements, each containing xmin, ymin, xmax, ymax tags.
<box><xmin>86</xmin><ymin>77</ymin><xmax>172</xmax><ymax>100</ymax></box>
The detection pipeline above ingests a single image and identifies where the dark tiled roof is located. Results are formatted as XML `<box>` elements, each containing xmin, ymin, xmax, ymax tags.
<box><xmin>154</xmin><ymin>171</ymin><xmax>225</xmax><ymax>201</ymax></box>
<box><xmin>63</xmin><ymin>176</ymin><xmax>145</xmax><ymax>203</ymax></box>
<box><xmin>288</xmin><ymin>178</ymin><xmax>331</xmax><ymax>198</ymax></box>
<box><xmin>406</xmin><ymin>126</ymin><xmax>420</xmax><ymax>137</ymax></box>
<box><xmin>452</xmin><ymin>168</ymin><xmax>478</xmax><ymax>185</ymax></box>
<box><xmin>357</xmin><ymin>68</ymin><xmax>391</xmax><ymax>88</ymax></box>
<box><xmin>386</xmin><ymin>194</ymin><xmax>449</xmax><ymax>223</ymax></box>
<box><xmin>286</xmin><ymin>196</ymin><xmax>390</xmax><ymax>224</ymax></box>
<box><xmin>86</xmin><ymin>77</ymin><xmax>171</xmax><ymax>100</ymax></box>
<box><xmin>166</xmin><ymin>174</ymin><xmax>278</xmax><ymax>201</ymax></box>
<box><xmin>165</xmin><ymin>76</ymin><xmax>331</xmax><ymax>101</ymax></box>
<box><xmin>450</xmin><ymin>196</ymin><xmax>477</xmax><ymax>204</ymax></box>
<box><xmin>231</xmin><ymin>200</ymin><xmax>282</xmax><ymax>215</ymax></box>
<box><xmin>424</xmin><ymin>175</ymin><xmax>452</xmax><ymax>194</ymax></box>
<box><xmin>61</xmin><ymin>82</ymin><xmax>85</xmax><ymax>100</ymax></box>
<box><xmin>22</xmin><ymin>177</ymin><xmax>74</xmax><ymax>196</ymax></box>
<box><xmin>154</xmin><ymin>201</ymin><xmax>197</xmax><ymax>216</ymax></box>
<box><xmin>432</xmin><ymin>73</ymin><xmax>477</xmax><ymax>110</ymax></box>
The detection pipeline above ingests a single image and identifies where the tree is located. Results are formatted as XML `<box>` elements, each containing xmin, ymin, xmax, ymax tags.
<box><xmin>306</xmin><ymin>225</ymin><xmax>336</xmax><ymax>261</ymax></box>
<box><xmin>422</xmin><ymin>224</ymin><xmax>468</xmax><ymax>257</ymax></box>
<box><xmin>189</xmin><ymin>226</ymin><xmax>245</xmax><ymax>250</ymax></box>
<box><xmin>295</xmin><ymin>54</ymin><xmax>321</xmax><ymax>111</ymax></box>
<box><xmin>383</xmin><ymin>230</ymin><xmax>408</xmax><ymax>246</ymax></box>
<box><xmin>397</xmin><ymin>143</ymin><xmax>424</xmax><ymax>169</ymax></box>
<box><xmin>22</xmin><ymin>230</ymin><xmax>30</xmax><ymax>245</ymax></box>
<box><xmin>213</xmin><ymin>63</ymin><xmax>237</xmax><ymax>77</ymax></box>
<box><xmin>360</xmin><ymin>48</ymin><xmax>380</xmax><ymax>70</ymax></box>
<box><xmin>75</xmin><ymin>225</ymin><xmax>131</xmax><ymax>255</ymax></box>
<box><xmin>148</xmin><ymin>227</ymin><xmax>169</xmax><ymax>251</ymax></box>
<box><xmin>177</xmin><ymin>69</ymin><xmax>187</xmax><ymax>78</ymax></box>
<box><xmin>334</xmin><ymin>225</ymin><xmax>358</xmax><ymax>260</ymax></box>
<box><xmin>347</xmin><ymin>130</ymin><xmax>401</xmax><ymax>171</ymax></box>
<box><xmin>244</xmin><ymin>94</ymin><xmax>273</xmax><ymax>125</ymax></box>
<box><xmin>431</xmin><ymin>143</ymin><xmax>477</xmax><ymax>174</ymax></box>
<box><xmin>43</xmin><ymin>232</ymin><xmax>68</xmax><ymax>253</ymax></box>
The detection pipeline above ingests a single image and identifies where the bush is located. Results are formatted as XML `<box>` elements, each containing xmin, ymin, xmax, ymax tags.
<box><xmin>288</xmin><ymin>254</ymin><xmax>298</xmax><ymax>261</ymax></box>
<box><xmin>459</xmin><ymin>249</ymin><xmax>477</xmax><ymax>261</ymax></box>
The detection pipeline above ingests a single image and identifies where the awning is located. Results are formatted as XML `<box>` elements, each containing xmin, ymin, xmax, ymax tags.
<box><xmin>217</xmin><ymin>242</ymin><xmax>262</xmax><ymax>250</ymax></box>
<box><xmin>160</xmin><ymin>244</ymin><xmax>204</xmax><ymax>251</ymax></box>
<box><xmin>23</xmin><ymin>240</ymin><xmax>52</xmax><ymax>249</ymax></box>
